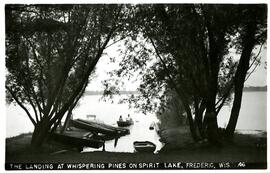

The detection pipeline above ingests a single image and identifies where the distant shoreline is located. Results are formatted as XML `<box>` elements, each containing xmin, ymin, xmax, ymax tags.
<box><xmin>243</xmin><ymin>86</ymin><xmax>267</xmax><ymax>92</ymax></box>
<box><xmin>84</xmin><ymin>86</ymin><xmax>267</xmax><ymax>96</ymax></box>
<box><xmin>84</xmin><ymin>90</ymin><xmax>139</xmax><ymax>96</ymax></box>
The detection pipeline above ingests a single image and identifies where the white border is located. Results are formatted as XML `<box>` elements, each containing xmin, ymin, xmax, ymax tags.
<box><xmin>0</xmin><ymin>1</ymin><xmax>269</xmax><ymax>173</ymax></box>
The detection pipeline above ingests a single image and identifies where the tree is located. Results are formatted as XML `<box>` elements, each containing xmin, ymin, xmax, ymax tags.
<box><xmin>104</xmin><ymin>4</ymin><xmax>266</xmax><ymax>145</ymax></box>
<box><xmin>125</xmin><ymin>4</ymin><xmax>239</xmax><ymax>143</ymax></box>
<box><xmin>6</xmin><ymin>4</ymin><xmax>127</xmax><ymax>147</ymax></box>
<box><xmin>225</xmin><ymin>5</ymin><xmax>267</xmax><ymax>138</ymax></box>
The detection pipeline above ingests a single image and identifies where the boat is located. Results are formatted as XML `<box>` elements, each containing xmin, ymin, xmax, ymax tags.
<box><xmin>78</xmin><ymin>118</ymin><xmax>130</xmax><ymax>135</ymax></box>
<box><xmin>117</xmin><ymin>120</ymin><xmax>134</xmax><ymax>127</ymax></box>
<box><xmin>69</xmin><ymin>119</ymin><xmax>130</xmax><ymax>143</ymax></box>
<box><xmin>86</xmin><ymin>114</ymin><xmax>96</xmax><ymax>120</ymax></box>
<box><xmin>149</xmin><ymin>122</ymin><xmax>155</xmax><ymax>130</ymax></box>
<box><xmin>70</xmin><ymin>119</ymin><xmax>117</xmax><ymax>135</ymax></box>
<box><xmin>49</xmin><ymin>129</ymin><xmax>104</xmax><ymax>151</ymax></box>
<box><xmin>133</xmin><ymin>141</ymin><xmax>156</xmax><ymax>153</ymax></box>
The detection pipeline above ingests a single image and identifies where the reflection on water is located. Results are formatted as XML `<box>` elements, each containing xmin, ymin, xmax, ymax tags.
<box><xmin>83</xmin><ymin>121</ymin><xmax>164</xmax><ymax>153</ymax></box>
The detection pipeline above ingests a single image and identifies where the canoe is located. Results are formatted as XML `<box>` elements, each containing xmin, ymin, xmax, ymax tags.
<box><xmin>49</xmin><ymin>130</ymin><xmax>104</xmax><ymax>150</ymax></box>
<box><xmin>133</xmin><ymin>141</ymin><xmax>156</xmax><ymax>153</ymax></box>
<box><xmin>117</xmin><ymin>120</ymin><xmax>134</xmax><ymax>127</ymax></box>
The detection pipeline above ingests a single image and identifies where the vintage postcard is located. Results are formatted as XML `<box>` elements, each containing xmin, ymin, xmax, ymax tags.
<box><xmin>4</xmin><ymin>3</ymin><xmax>267</xmax><ymax>171</ymax></box>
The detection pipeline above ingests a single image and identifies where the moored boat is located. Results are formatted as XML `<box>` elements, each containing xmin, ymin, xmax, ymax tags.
<box><xmin>78</xmin><ymin>118</ymin><xmax>130</xmax><ymax>135</ymax></box>
<box><xmin>117</xmin><ymin>120</ymin><xmax>134</xmax><ymax>127</ymax></box>
<box><xmin>149</xmin><ymin>122</ymin><xmax>155</xmax><ymax>130</ymax></box>
<box><xmin>49</xmin><ymin>130</ymin><xmax>104</xmax><ymax>150</ymax></box>
<box><xmin>69</xmin><ymin>119</ymin><xmax>130</xmax><ymax>143</ymax></box>
<box><xmin>70</xmin><ymin>119</ymin><xmax>116</xmax><ymax>135</ymax></box>
<box><xmin>133</xmin><ymin>141</ymin><xmax>156</xmax><ymax>153</ymax></box>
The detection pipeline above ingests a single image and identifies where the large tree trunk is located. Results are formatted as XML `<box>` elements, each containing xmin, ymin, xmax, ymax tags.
<box><xmin>203</xmin><ymin>77</ymin><xmax>221</xmax><ymax>146</ymax></box>
<box><xmin>61</xmin><ymin>109</ymin><xmax>73</xmax><ymax>133</ymax></box>
<box><xmin>182</xmin><ymin>102</ymin><xmax>199</xmax><ymax>141</ymax></box>
<box><xmin>204</xmin><ymin>82</ymin><xmax>221</xmax><ymax>146</ymax></box>
<box><xmin>195</xmin><ymin>100</ymin><xmax>206</xmax><ymax>139</ymax></box>
<box><xmin>31</xmin><ymin>117</ymin><xmax>51</xmax><ymax>147</ymax></box>
<box><xmin>225</xmin><ymin>23</ymin><xmax>257</xmax><ymax>139</ymax></box>
<box><xmin>204</xmin><ymin>105</ymin><xmax>221</xmax><ymax>146</ymax></box>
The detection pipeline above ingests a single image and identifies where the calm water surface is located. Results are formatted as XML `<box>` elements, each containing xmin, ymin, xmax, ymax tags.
<box><xmin>6</xmin><ymin>91</ymin><xmax>267</xmax><ymax>152</ymax></box>
<box><xmin>217</xmin><ymin>91</ymin><xmax>267</xmax><ymax>131</ymax></box>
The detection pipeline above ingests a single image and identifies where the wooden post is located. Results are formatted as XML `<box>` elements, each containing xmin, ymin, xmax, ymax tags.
<box><xmin>102</xmin><ymin>143</ymin><xmax>105</xmax><ymax>151</ymax></box>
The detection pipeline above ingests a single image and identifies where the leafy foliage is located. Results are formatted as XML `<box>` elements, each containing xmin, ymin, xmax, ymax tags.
<box><xmin>104</xmin><ymin>4</ymin><xmax>267</xmax><ymax>141</ymax></box>
<box><xmin>6</xmin><ymin>4</ymin><xmax>129</xmax><ymax>146</ymax></box>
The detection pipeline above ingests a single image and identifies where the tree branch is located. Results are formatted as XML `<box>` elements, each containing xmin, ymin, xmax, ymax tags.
<box><xmin>245</xmin><ymin>44</ymin><xmax>264</xmax><ymax>81</ymax></box>
<box><xmin>6</xmin><ymin>86</ymin><xmax>36</xmax><ymax>125</ymax></box>
<box><xmin>22</xmin><ymin>38</ymin><xmax>44</xmax><ymax>116</ymax></box>
<box><xmin>23</xmin><ymin>87</ymin><xmax>39</xmax><ymax>122</ymax></box>
<box><xmin>49</xmin><ymin>25</ymin><xmax>117</xmax><ymax>125</ymax></box>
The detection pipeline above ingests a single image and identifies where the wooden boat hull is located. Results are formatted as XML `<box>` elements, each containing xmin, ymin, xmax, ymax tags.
<box><xmin>69</xmin><ymin>119</ymin><xmax>130</xmax><ymax>141</ymax></box>
<box><xmin>78</xmin><ymin>119</ymin><xmax>130</xmax><ymax>135</ymax></box>
<box><xmin>133</xmin><ymin>141</ymin><xmax>156</xmax><ymax>153</ymax></box>
<box><xmin>70</xmin><ymin>119</ymin><xmax>116</xmax><ymax>135</ymax></box>
<box><xmin>117</xmin><ymin>120</ymin><xmax>134</xmax><ymax>127</ymax></box>
<box><xmin>49</xmin><ymin>131</ymin><xmax>104</xmax><ymax>149</ymax></box>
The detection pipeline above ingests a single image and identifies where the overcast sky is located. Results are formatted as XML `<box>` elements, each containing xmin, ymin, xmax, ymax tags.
<box><xmin>87</xmin><ymin>43</ymin><xmax>267</xmax><ymax>91</ymax></box>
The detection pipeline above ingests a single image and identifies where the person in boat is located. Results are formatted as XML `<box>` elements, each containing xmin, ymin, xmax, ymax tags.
<box><xmin>119</xmin><ymin>115</ymin><xmax>123</xmax><ymax>122</ymax></box>
<box><xmin>126</xmin><ymin>114</ymin><xmax>132</xmax><ymax>122</ymax></box>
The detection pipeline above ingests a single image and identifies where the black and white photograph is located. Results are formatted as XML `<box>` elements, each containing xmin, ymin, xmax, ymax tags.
<box><xmin>3</xmin><ymin>3</ymin><xmax>268</xmax><ymax>170</ymax></box>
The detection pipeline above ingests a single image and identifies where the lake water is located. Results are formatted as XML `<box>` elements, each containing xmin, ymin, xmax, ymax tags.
<box><xmin>217</xmin><ymin>91</ymin><xmax>267</xmax><ymax>131</ymax></box>
<box><xmin>6</xmin><ymin>91</ymin><xmax>267</xmax><ymax>153</ymax></box>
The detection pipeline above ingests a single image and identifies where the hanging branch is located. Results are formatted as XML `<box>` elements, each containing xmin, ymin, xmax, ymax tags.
<box><xmin>49</xmin><ymin>6</ymin><xmax>122</xmax><ymax>126</ymax></box>
<box><xmin>215</xmin><ymin>43</ymin><xmax>264</xmax><ymax>113</ymax></box>
<box><xmin>245</xmin><ymin>43</ymin><xmax>264</xmax><ymax>81</ymax></box>
<box><xmin>150</xmin><ymin>38</ymin><xmax>199</xmax><ymax>140</ymax></box>
<box><xmin>6</xmin><ymin>86</ymin><xmax>37</xmax><ymax>125</ymax></box>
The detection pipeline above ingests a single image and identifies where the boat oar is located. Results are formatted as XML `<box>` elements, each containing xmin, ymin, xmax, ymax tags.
<box><xmin>50</xmin><ymin>149</ymin><xmax>68</xmax><ymax>155</ymax></box>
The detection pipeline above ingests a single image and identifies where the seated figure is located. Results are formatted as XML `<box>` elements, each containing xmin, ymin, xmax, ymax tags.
<box><xmin>126</xmin><ymin>114</ymin><xmax>132</xmax><ymax>121</ymax></box>
<box><xmin>119</xmin><ymin>115</ymin><xmax>123</xmax><ymax>122</ymax></box>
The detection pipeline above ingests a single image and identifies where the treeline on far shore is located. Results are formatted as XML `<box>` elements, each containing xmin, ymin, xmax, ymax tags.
<box><xmin>243</xmin><ymin>86</ymin><xmax>267</xmax><ymax>92</ymax></box>
<box><xmin>85</xmin><ymin>86</ymin><xmax>267</xmax><ymax>96</ymax></box>
<box><xmin>84</xmin><ymin>90</ymin><xmax>139</xmax><ymax>96</ymax></box>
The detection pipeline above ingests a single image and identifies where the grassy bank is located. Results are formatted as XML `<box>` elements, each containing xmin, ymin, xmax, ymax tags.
<box><xmin>6</xmin><ymin>128</ymin><xmax>266</xmax><ymax>164</ymax></box>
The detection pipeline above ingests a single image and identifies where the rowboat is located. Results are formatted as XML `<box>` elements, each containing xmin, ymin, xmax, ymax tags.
<box><xmin>117</xmin><ymin>120</ymin><xmax>134</xmax><ymax>127</ymax></box>
<box><xmin>149</xmin><ymin>122</ymin><xmax>155</xmax><ymax>130</ymax></box>
<box><xmin>133</xmin><ymin>141</ymin><xmax>156</xmax><ymax>153</ymax></box>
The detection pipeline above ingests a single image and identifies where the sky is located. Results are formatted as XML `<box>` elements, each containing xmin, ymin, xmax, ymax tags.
<box><xmin>244</xmin><ymin>48</ymin><xmax>267</xmax><ymax>86</ymax></box>
<box><xmin>87</xmin><ymin>42</ymin><xmax>267</xmax><ymax>91</ymax></box>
